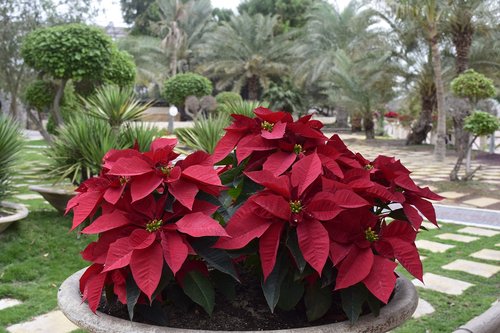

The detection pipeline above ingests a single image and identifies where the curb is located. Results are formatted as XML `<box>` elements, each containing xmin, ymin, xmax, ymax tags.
<box><xmin>453</xmin><ymin>302</ymin><xmax>500</xmax><ymax>333</ymax></box>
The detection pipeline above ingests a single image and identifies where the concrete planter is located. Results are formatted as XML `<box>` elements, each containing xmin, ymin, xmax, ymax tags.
<box><xmin>29</xmin><ymin>185</ymin><xmax>76</xmax><ymax>214</ymax></box>
<box><xmin>58</xmin><ymin>268</ymin><xmax>418</xmax><ymax>333</ymax></box>
<box><xmin>0</xmin><ymin>201</ymin><xmax>29</xmax><ymax>233</ymax></box>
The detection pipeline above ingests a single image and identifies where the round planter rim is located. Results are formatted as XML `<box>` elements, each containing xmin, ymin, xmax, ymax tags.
<box><xmin>59</xmin><ymin>268</ymin><xmax>418</xmax><ymax>333</ymax></box>
<box><xmin>29</xmin><ymin>185</ymin><xmax>76</xmax><ymax>195</ymax></box>
<box><xmin>0</xmin><ymin>201</ymin><xmax>29</xmax><ymax>224</ymax></box>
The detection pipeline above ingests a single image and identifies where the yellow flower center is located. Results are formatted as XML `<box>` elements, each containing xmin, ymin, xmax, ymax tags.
<box><xmin>160</xmin><ymin>165</ymin><xmax>173</xmax><ymax>176</ymax></box>
<box><xmin>364</xmin><ymin>164</ymin><xmax>374</xmax><ymax>170</ymax></box>
<box><xmin>293</xmin><ymin>144</ymin><xmax>303</xmax><ymax>154</ymax></box>
<box><xmin>146</xmin><ymin>219</ymin><xmax>163</xmax><ymax>232</ymax></box>
<box><xmin>261</xmin><ymin>121</ymin><xmax>274</xmax><ymax>132</ymax></box>
<box><xmin>119</xmin><ymin>176</ymin><xmax>128</xmax><ymax>185</ymax></box>
<box><xmin>290</xmin><ymin>200</ymin><xmax>302</xmax><ymax>214</ymax></box>
<box><xmin>365</xmin><ymin>227</ymin><xmax>379</xmax><ymax>242</ymax></box>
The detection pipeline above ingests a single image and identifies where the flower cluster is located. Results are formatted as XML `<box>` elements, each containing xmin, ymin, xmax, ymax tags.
<box><xmin>384</xmin><ymin>111</ymin><xmax>399</xmax><ymax>118</ymax></box>
<box><xmin>68</xmin><ymin>107</ymin><xmax>442</xmax><ymax>323</ymax></box>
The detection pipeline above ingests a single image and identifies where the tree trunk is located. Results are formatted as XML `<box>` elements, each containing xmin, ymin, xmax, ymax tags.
<box><xmin>335</xmin><ymin>107</ymin><xmax>349</xmax><ymax>128</ymax></box>
<box><xmin>406</xmin><ymin>86</ymin><xmax>436</xmax><ymax>145</ymax></box>
<box><xmin>26</xmin><ymin>108</ymin><xmax>52</xmax><ymax>143</ymax></box>
<box><xmin>8</xmin><ymin>91</ymin><xmax>18</xmax><ymax>119</ymax></box>
<box><xmin>363</xmin><ymin>112</ymin><xmax>375</xmax><ymax>140</ymax></box>
<box><xmin>449</xmin><ymin>97</ymin><xmax>471</xmax><ymax>180</ymax></box>
<box><xmin>430</xmin><ymin>26</ymin><xmax>446</xmax><ymax>161</ymax></box>
<box><xmin>53</xmin><ymin>78</ymin><xmax>68</xmax><ymax>128</ymax></box>
<box><xmin>247</xmin><ymin>75</ymin><xmax>259</xmax><ymax>101</ymax></box>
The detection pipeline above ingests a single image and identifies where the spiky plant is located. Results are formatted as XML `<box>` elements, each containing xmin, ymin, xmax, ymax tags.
<box><xmin>83</xmin><ymin>85</ymin><xmax>151</xmax><ymax>134</ymax></box>
<box><xmin>119</xmin><ymin>123</ymin><xmax>167</xmax><ymax>152</ymax></box>
<box><xmin>0</xmin><ymin>114</ymin><xmax>24</xmax><ymax>202</ymax></box>
<box><xmin>217</xmin><ymin>100</ymin><xmax>268</xmax><ymax>118</ymax></box>
<box><xmin>175</xmin><ymin>114</ymin><xmax>230</xmax><ymax>154</ymax></box>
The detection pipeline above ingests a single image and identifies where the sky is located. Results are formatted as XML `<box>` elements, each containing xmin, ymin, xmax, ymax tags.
<box><xmin>95</xmin><ymin>0</ymin><xmax>351</xmax><ymax>27</ymax></box>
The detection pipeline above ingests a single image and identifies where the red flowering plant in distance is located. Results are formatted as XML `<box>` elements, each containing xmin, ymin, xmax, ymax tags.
<box><xmin>67</xmin><ymin>107</ymin><xmax>442</xmax><ymax>327</ymax></box>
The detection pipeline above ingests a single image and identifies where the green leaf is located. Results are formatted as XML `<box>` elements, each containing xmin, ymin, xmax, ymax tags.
<box><xmin>304</xmin><ymin>280</ymin><xmax>332</xmax><ymax>321</ymax></box>
<box><xmin>365</xmin><ymin>291</ymin><xmax>381</xmax><ymax>317</ymax></box>
<box><xmin>126</xmin><ymin>274</ymin><xmax>141</xmax><ymax>321</ymax></box>
<box><xmin>261</xmin><ymin>251</ymin><xmax>288</xmax><ymax>313</ymax></box>
<box><xmin>340</xmin><ymin>283</ymin><xmax>367</xmax><ymax>324</ymax></box>
<box><xmin>277</xmin><ymin>272</ymin><xmax>304</xmax><ymax>311</ymax></box>
<box><xmin>212</xmin><ymin>270</ymin><xmax>237</xmax><ymax>301</ymax></box>
<box><xmin>182</xmin><ymin>271</ymin><xmax>215</xmax><ymax>315</ymax></box>
<box><xmin>191</xmin><ymin>238</ymin><xmax>240</xmax><ymax>282</ymax></box>
<box><xmin>286</xmin><ymin>229</ymin><xmax>306</xmax><ymax>272</ymax></box>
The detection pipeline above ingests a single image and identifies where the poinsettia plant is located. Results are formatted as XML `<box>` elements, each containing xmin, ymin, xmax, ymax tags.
<box><xmin>67</xmin><ymin>107</ymin><xmax>442</xmax><ymax>326</ymax></box>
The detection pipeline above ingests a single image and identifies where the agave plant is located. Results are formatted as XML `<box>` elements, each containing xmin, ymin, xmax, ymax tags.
<box><xmin>0</xmin><ymin>114</ymin><xmax>24</xmax><ymax>202</ymax></box>
<box><xmin>83</xmin><ymin>85</ymin><xmax>151</xmax><ymax>134</ymax></box>
<box><xmin>47</xmin><ymin>114</ymin><xmax>166</xmax><ymax>185</ymax></box>
<box><xmin>217</xmin><ymin>99</ymin><xmax>268</xmax><ymax>118</ymax></box>
<box><xmin>175</xmin><ymin>114</ymin><xmax>229</xmax><ymax>153</ymax></box>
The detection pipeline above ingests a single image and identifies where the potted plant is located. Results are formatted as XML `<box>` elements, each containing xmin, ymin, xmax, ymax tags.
<box><xmin>0</xmin><ymin>114</ymin><xmax>28</xmax><ymax>232</ymax></box>
<box><xmin>59</xmin><ymin>107</ymin><xmax>442</xmax><ymax>332</ymax></box>
<box><xmin>30</xmin><ymin>85</ymin><xmax>163</xmax><ymax>213</ymax></box>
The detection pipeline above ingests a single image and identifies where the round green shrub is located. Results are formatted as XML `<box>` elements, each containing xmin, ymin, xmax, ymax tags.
<box><xmin>450</xmin><ymin>69</ymin><xmax>496</xmax><ymax>102</ymax></box>
<box><xmin>162</xmin><ymin>73</ymin><xmax>212</xmax><ymax>107</ymax></box>
<box><xmin>104</xmin><ymin>48</ymin><xmax>136</xmax><ymax>88</ymax></box>
<box><xmin>215</xmin><ymin>91</ymin><xmax>242</xmax><ymax>106</ymax></box>
<box><xmin>464</xmin><ymin>111</ymin><xmax>500</xmax><ymax>137</ymax></box>
<box><xmin>22</xmin><ymin>80</ymin><xmax>56</xmax><ymax>112</ymax></box>
<box><xmin>21</xmin><ymin>24</ymin><xmax>112</xmax><ymax>81</ymax></box>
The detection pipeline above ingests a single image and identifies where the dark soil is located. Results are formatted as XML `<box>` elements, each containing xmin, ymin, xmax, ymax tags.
<box><xmin>99</xmin><ymin>272</ymin><xmax>357</xmax><ymax>331</ymax></box>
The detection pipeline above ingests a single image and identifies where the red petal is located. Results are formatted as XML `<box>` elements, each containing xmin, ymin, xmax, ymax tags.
<box><xmin>297</xmin><ymin>218</ymin><xmax>329</xmax><ymax>275</ymax></box>
<box><xmin>259</xmin><ymin>222</ymin><xmax>285</xmax><ymax>281</ymax></box>
<box><xmin>182</xmin><ymin>165</ymin><xmax>222</xmax><ymax>187</ymax></box>
<box><xmin>161</xmin><ymin>231</ymin><xmax>188</xmax><ymax>275</ymax></box>
<box><xmin>330</xmin><ymin>242</ymin><xmax>352</xmax><ymax>265</ymax></box>
<box><xmin>362</xmin><ymin>256</ymin><xmax>397</xmax><ymax>303</ymax></box>
<box><xmin>236</xmin><ymin>135</ymin><xmax>275</xmax><ymax>162</ymax></box>
<box><xmin>108</xmin><ymin>156</ymin><xmax>153</xmax><ymax>176</ymax></box>
<box><xmin>69</xmin><ymin>191</ymin><xmax>103</xmax><ymax>230</ymax></box>
<box><xmin>130</xmin><ymin>243</ymin><xmax>164</xmax><ymax>301</ymax></box>
<box><xmin>129</xmin><ymin>229</ymin><xmax>157</xmax><ymax>249</ymax></box>
<box><xmin>387</xmin><ymin>238</ymin><xmax>422</xmax><ymax>281</ymax></box>
<box><xmin>81</xmin><ymin>210</ymin><xmax>130</xmax><ymax>234</ymax></box>
<box><xmin>319</xmin><ymin>155</ymin><xmax>344</xmax><ymax>179</ymax></box>
<box><xmin>130</xmin><ymin>173</ymin><xmax>163</xmax><ymax>202</ymax></box>
<box><xmin>212</xmin><ymin>132</ymin><xmax>242</xmax><ymax>163</ymax></box>
<box><xmin>104</xmin><ymin>237</ymin><xmax>134</xmax><ymax>272</ymax></box>
<box><xmin>103</xmin><ymin>185</ymin><xmax>126</xmax><ymax>205</ymax></box>
<box><xmin>245</xmin><ymin>170</ymin><xmax>291</xmax><ymax>198</ymax></box>
<box><xmin>252</xmin><ymin>194</ymin><xmax>291</xmax><ymax>221</ymax></box>
<box><xmin>82</xmin><ymin>269</ymin><xmax>107</xmax><ymax>313</ymax></box>
<box><xmin>394</xmin><ymin>174</ymin><xmax>420</xmax><ymax>192</ymax></box>
<box><xmin>307</xmin><ymin>195</ymin><xmax>340</xmax><ymax>221</ymax></box>
<box><xmin>333</xmin><ymin>189</ymin><xmax>369</xmax><ymax>208</ymax></box>
<box><xmin>261</xmin><ymin>121</ymin><xmax>286</xmax><ymax>140</ymax></box>
<box><xmin>291</xmin><ymin>153</ymin><xmax>322</xmax><ymax>196</ymax></box>
<box><xmin>263</xmin><ymin>151</ymin><xmax>296</xmax><ymax>176</ymax></box>
<box><xmin>215</xmin><ymin>203</ymin><xmax>272</xmax><ymax>249</ymax></box>
<box><xmin>79</xmin><ymin>263</ymin><xmax>103</xmax><ymax>294</ymax></box>
<box><xmin>168</xmin><ymin>180</ymin><xmax>198</xmax><ymax>210</ymax></box>
<box><xmin>407</xmin><ymin>195</ymin><xmax>438</xmax><ymax>225</ymax></box>
<box><xmin>176</xmin><ymin>212</ymin><xmax>228</xmax><ymax>237</ymax></box>
<box><xmin>335</xmin><ymin>247</ymin><xmax>373</xmax><ymax>290</ymax></box>
<box><xmin>402</xmin><ymin>203</ymin><xmax>423</xmax><ymax>229</ymax></box>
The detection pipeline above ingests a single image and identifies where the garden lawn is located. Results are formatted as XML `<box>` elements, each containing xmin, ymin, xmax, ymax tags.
<box><xmin>0</xmin><ymin>140</ymin><xmax>91</xmax><ymax>333</ymax></box>
<box><xmin>394</xmin><ymin>222</ymin><xmax>500</xmax><ymax>333</ymax></box>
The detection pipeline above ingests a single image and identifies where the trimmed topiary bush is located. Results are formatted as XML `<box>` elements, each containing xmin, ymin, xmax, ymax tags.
<box><xmin>215</xmin><ymin>91</ymin><xmax>242</xmax><ymax>106</ymax></box>
<box><xmin>162</xmin><ymin>73</ymin><xmax>212</xmax><ymax>107</ymax></box>
<box><xmin>104</xmin><ymin>48</ymin><xmax>136</xmax><ymax>88</ymax></box>
<box><xmin>22</xmin><ymin>80</ymin><xmax>56</xmax><ymax>113</ymax></box>
<box><xmin>451</xmin><ymin>69</ymin><xmax>496</xmax><ymax>103</ymax></box>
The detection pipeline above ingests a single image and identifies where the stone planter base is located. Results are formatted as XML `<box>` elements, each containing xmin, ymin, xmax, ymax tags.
<box><xmin>0</xmin><ymin>201</ymin><xmax>29</xmax><ymax>233</ymax></box>
<box><xmin>29</xmin><ymin>185</ymin><xmax>76</xmax><ymax>214</ymax></box>
<box><xmin>58</xmin><ymin>268</ymin><xmax>418</xmax><ymax>333</ymax></box>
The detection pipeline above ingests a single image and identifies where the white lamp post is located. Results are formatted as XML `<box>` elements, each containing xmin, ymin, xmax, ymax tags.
<box><xmin>168</xmin><ymin>105</ymin><xmax>178</xmax><ymax>134</ymax></box>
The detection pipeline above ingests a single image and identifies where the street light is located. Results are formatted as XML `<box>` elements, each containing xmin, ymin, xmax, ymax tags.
<box><xmin>168</xmin><ymin>105</ymin><xmax>178</xmax><ymax>134</ymax></box>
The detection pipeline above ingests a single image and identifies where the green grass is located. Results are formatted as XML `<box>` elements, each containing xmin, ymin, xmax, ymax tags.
<box><xmin>394</xmin><ymin>223</ymin><xmax>500</xmax><ymax>333</ymax></box>
<box><xmin>0</xmin><ymin>141</ymin><xmax>91</xmax><ymax>333</ymax></box>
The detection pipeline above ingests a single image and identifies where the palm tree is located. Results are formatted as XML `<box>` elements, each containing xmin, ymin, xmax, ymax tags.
<box><xmin>291</xmin><ymin>1</ymin><xmax>382</xmax><ymax>128</ymax></box>
<box><xmin>324</xmin><ymin>50</ymin><xmax>398</xmax><ymax>139</ymax></box>
<box><xmin>196</xmin><ymin>13</ymin><xmax>291</xmax><ymax>100</ymax></box>
<box><xmin>154</xmin><ymin>0</ymin><xmax>214</xmax><ymax>77</ymax></box>
<box><xmin>444</xmin><ymin>0</ymin><xmax>499</xmax><ymax>180</ymax></box>
<box><xmin>390</xmin><ymin>0</ymin><xmax>448</xmax><ymax>161</ymax></box>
